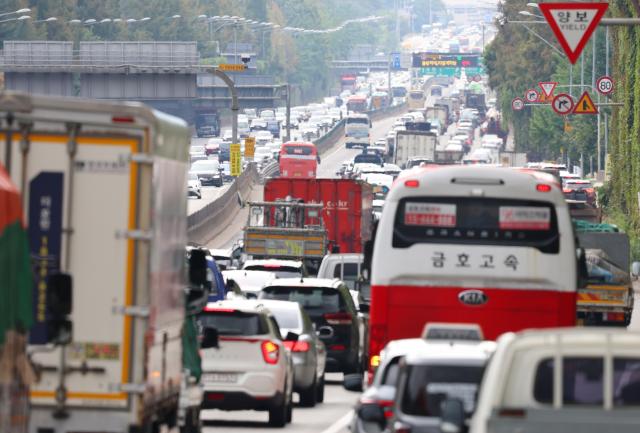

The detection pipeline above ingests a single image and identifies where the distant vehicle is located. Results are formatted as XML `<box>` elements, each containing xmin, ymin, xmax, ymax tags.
<box><xmin>368</xmin><ymin>166</ymin><xmax>580</xmax><ymax>378</ymax></box>
<box><xmin>317</xmin><ymin>253</ymin><xmax>366</xmax><ymax>292</ymax></box>
<box><xmin>408</xmin><ymin>89</ymin><xmax>426</xmax><ymax>110</ymax></box>
<box><xmin>469</xmin><ymin>328</ymin><xmax>640</xmax><ymax>433</ymax></box>
<box><xmin>188</xmin><ymin>172</ymin><xmax>202</xmax><ymax>199</ymax></box>
<box><xmin>430</xmin><ymin>85</ymin><xmax>443</xmax><ymax>97</ymax></box>
<box><xmin>253</xmin><ymin>146</ymin><xmax>273</xmax><ymax>165</ymax></box>
<box><xmin>251</xmin><ymin>118</ymin><xmax>268</xmax><ymax>131</ymax></box>
<box><xmin>195</xmin><ymin>111</ymin><xmax>220</xmax><ymax>137</ymax></box>
<box><xmin>259</xmin><ymin>300</ymin><xmax>327</xmax><ymax>407</ymax></box>
<box><xmin>405</xmin><ymin>156</ymin><xmax>435</xmax><ymax>169</ymax></box>
<box><xmin>205</xmin><ymin>137</ymin><xmax>223</xmax><ymax>156</ymax></box>
<box><xmin>198</xmin><ymin>300</ymin><xmax>294</xmax><ymax>427</ymax></box>
<box><xmin>261</xmin><ymin>109</ymin><xmax>276</xmax><ymax>121</ymax></box>
<box><xmin>254</xmin><ymin>130</ymin><xmax>274</xmax><ymax>146</ymax></box>
<box><xmin>345</xmin><ymin>113</ymin><xmax>372</xmax><ymax>149</ymax></box>
<box><xmin>347</xmin><ymin>95</ymin><xmax>369</xmax><ymax>113</ymax></box>
<box><xmin>260</xmin><ymin>278</ymin><xmax>368</xmax><ymax>375</ymax></box>
<box><xmin>278</xmin><ymin>141</ymin><xmax>319</xmax><ymax>179</ymax></box>
<box><xmin>354</xmin><ymin>152</ymin><xmax>384</xmax><ymax>166</ymax></box>
<box><xmin>391</xmin><ymin>86</ymin><xmax>408</xmax><ymax>98</ymax></box>
<box><xmin>266</xmin><ymin>120</ymin><xmax>282</xmax><ymax>138</ymax></box>
<box><xmin>394</xmin><ymin>130</ymin><xmax>438</xmax><ymax>168</ymax></box>
<box><xmin>244</xmin><ymin>108</ymin><xmax>258</xmax><ymax>120</ymax></box>
<box><xmin>563</xmin><ymin>179</ymin><xmax>596</xmax><ymax>205</ymax></box>
<box><xmin>190</xmin><ymin>159</ymin><xmax>223</xmax><ymax>186</ymax></box>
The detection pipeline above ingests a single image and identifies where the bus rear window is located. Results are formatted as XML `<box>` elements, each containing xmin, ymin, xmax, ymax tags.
<box><xmin>393</xmin><ymin>197</ymin><xmax>559</xmax><ymax>253</ymax></box>
<box><xmin>283</xmin><ymin>146</ymin><xmax>314</xmax><ymax>155</ymax></box>
<box><xmin>346</xmin><ymin>117</ymin><xmax>369</xmax><ymax>125</ymax></box>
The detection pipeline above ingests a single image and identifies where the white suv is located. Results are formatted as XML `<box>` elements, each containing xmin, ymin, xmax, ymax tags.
<box><xmin>198</xmin><ymin>300</ymin><xmax>294</xmax><ymax>427</ymax></box>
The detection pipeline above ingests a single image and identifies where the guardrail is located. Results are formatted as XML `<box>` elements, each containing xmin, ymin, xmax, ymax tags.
<box><xmin>187</xmin><ymin>163</ymin><xmax>258</xmax><ymax>243</ymax></box>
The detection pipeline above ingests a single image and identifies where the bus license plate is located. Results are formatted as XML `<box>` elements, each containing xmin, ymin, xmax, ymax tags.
<box><xmin>203</xmin><ymin>373</ymin><xmax>238</xmax><ymax>383</ymax></box>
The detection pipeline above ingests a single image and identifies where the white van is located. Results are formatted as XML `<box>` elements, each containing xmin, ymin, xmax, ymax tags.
<box><xmin>441</xmin><ymin>328</ymin><xmax>640</xmax><ymax>433</ymax></box>
<box><xmin>317</xmin><ymin>254</ymin><xmax>364</xmax><ymax>291</ymax></box>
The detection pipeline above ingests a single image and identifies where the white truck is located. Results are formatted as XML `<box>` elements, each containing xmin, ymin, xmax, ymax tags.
<box><xmin>439</xmin><ymin>328</ymin><xmax>640</xmax><ymax>433</ymax></box>
<box><xmin>393</xmin><ymin>130</ymin><xmax>438</xmax><ymax>168</ymax></box>
<box><xmin>0</xmin><ymin>92</ymin><xmax>209</xmax><ymax>433</ymax></box>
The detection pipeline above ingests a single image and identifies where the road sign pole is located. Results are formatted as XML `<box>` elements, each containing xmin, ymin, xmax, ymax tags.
<box><xmin>597</xmin><ymin>103</ymin><xmax>601</xmax><ymax>173</ymax></box>
<box><xmin>208</xmin><ymin>68</ymin><xmax>239</xmax><ymax>147</ymax></box>
<box><xmin>592</xmin><ymin>28</ymin><xmax>597</xmax><ymax>90</ymax></box>
<box><xmin>569</xmin><ymin>64</ymin><xmax>573</xmax><ymax>98</ymax></box>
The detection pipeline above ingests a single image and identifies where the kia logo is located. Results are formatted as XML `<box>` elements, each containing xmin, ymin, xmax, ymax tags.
<box><xmin>458</xmin><ymin>290</ymin><xmax>488</xmax><ymax>306</ymax></box>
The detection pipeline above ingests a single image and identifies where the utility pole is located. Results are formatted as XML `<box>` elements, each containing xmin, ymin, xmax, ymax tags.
<box><xmin>208</xmin><ymin>68</ymin><xmax>239</xmax><ymax>146</ymax></box>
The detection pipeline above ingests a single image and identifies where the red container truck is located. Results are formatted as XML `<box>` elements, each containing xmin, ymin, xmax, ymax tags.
<box><xmin>264</xmin><ymin>178</ymin><xmax>374</xmax><ymax>254</ymax></box>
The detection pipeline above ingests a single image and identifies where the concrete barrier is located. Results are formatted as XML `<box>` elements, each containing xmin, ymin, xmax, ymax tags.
<box><xmin>187</xmin><ymin>163</ymin><xmax>258</xmax><ymax>243</ymax></box>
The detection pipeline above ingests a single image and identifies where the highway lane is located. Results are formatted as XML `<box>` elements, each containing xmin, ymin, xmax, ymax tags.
<box><xmin>202</xmin><ymin>373</ymin><xmax>357</xmax><ymax>433</ymax></box>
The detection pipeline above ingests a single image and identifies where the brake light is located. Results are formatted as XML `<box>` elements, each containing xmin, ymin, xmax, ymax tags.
<box><xmin>359</xmin><ymin>398</ymin><xmax>395</xmax><ymax>419</ymax></box>
<box><xmin>536</xmin><ymin>183</ymin><xmax>552</xmax><ymax>192</ymax></box>
<box><xmin>283</xmin><ymin>340</ymin><xmax>311</xmax><ymax>352</ymax></box>
<box><xmin>498</xmin><ymin>408</ymin><xmax>526</xmax><ymax>418</ymax></box>
<box><xmin>329</xmin><ymin>344</ymin><xmax>346</xmax><ymax>351</ymax></box>
<box><xmin>112</xmin><ymin>116</ymin><xmax>135</xmax><ymax>123</ymax></box>
<box><xmin>203</xmin><ymin>307</ymin><xmax>236</xmax><ymax>313</ymax></box>
<box><xmin>404</xmin><ymin>179</ymin><xmax>419</xmax><ymax>188</ymax></box>
<box><xmin>324</xmin><ymin>312</ymin><xmax>352</xmax><ymax>325</ymax></box>
<box><xmin>261</xmin><ymin>340</ymin><xmax>280</xmax><ymax>364</ymax></box>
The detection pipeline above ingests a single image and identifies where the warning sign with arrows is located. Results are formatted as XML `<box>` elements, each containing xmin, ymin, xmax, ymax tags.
<box><xmin>573</xmin><ymin>91</ymin><xmax>598</xmax><ymax>114</ymax></box>
<box><xmin>539</xmin><ymin>2</ymin><xmax>608</xmax><ymax>64</ymax></box>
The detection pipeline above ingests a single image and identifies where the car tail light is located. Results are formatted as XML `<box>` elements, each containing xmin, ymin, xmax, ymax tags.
<box><xmin>324</xmin><ymin>312</ymin><xmax>352</xmax><ymax>325</ymax></box>
<box><xmin>498</xmin><ymin>408</ymin><xmax>526</xmax><ymax>418</ymax></box>
<box><xmin>261</xmin><ymin>340</ymin><xmax>280</xmax><ymax>364</ymax></box>
<box><xmin>283</xmin><ymin>340</ymin><xmax>310</xmax><ymax>352</ymax></box>
<box><xmin>359</xmin><ymin>398</ymin><xmax>395</xmax><ymax>419</ymax></box>
<box><xmin>392</xmin><ymin>421</ymin><xmax>412</xmax><ymax>433</ymax></box>
<box><xmin>329</xmin><ymin>344</ymin><xmax>346</xmax><ymax>351</ymax></box>
<box><xmin>404</xmin><ymin>179</ymin><xmax>419</xmax><ymax>188</ymax></box>
<box><xmin>536</xmin><ymin>183</ymin><xmax>552</xmax><ymax>192</ymax></box>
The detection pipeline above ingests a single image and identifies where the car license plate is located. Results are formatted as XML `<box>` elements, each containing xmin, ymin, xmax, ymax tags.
<box><xmin>203</xmin><ymin>373</ymin><xmax>238</xmax><ymax>383</ymax></box>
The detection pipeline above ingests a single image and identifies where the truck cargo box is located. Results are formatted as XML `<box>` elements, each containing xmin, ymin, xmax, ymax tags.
<box><xmin>394</xmin><ymin>130</ymin><xmax>438</xmax><ymax>168</ymax></box>
<box><xmin>264</xmin><ymin>178</ymin><xmax>373</xmax><ymax>254</ymax></box>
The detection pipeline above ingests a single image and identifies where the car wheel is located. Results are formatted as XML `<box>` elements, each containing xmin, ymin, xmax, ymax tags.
<box><xmin>197</xmin><ymin>192</ymin><xmax>202</xmax><ymax>199</ymax></box>
<box><xmin>268</xmin><ymin>395</ymin><xmax>288</xmax><ymax>427</ymax></box>
<box><xmin>316</xmin><ymin>373</ymin><xmax>325</xmax><ymax>403</ymax></box>
<box><xmin>286</xmin><ymin>393</ymin><xmax>293</xmax><ymax>423</ymax></box>
<box><xmin>299</xmin><ymin>376</ymin><xmax>317</xmax><ymax>407</ymax></box>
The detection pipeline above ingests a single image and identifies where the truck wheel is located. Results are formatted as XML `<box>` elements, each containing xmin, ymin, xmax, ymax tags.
<box><xmin>269</xmin><ymin>392</ymin><xmax>288</xmax><ymax>427</ymax></box>
<box><xmin>299</xmin><ymin>377</ymin><xmax>317</xmax><ymax>407</ymax></box>
<box><xmin>316</xmin><ymin>374</ymin><xmax>325</xmax><ymax>403</ymax></box>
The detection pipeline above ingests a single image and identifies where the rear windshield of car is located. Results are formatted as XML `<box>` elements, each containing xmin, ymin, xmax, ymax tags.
<box><xmin>268</xmin><ymin>306</ymin><xmax>302</xmax><ymax>331</ymax></box>
<box><xmin>244</xmin><ymin>265</ymin><xmax>301</xmax><ymax>278</ymax></box>
<box><xmin>346</xmin><ymin>117</ymin><xmax>369</xmax><ymax>125</ymax></box>
<box><xmin>261</xmin><ymin>286</ymin><xmax>344</xmax><ymax>314</ymax></box>
<box><xmin>354</xmin><ymin>154</ymin><xmax>383</xmax><ymax>165</ymax></box>
<box><xmin>534</xmin><ymin>357</ymin><xmax>640</xmax><ymax>406</ymax></box>
<box><xmin>401</xmin><ymin>364</ymin><xmax>485</xmax><ymax>417</ymax></box>
<box><xmin>393</xmin><ymin>197</ymin><xmax>560</xmax><ymax>253</ymax></box>
<box><xmin>197</xmin><ymin>311</ymin><xmax>267</xmax><ymax>336</ymax></box>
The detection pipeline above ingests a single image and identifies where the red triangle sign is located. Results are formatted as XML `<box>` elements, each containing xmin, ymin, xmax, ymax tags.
<box><xmin>539</xmin><ymin>81</ymin><xmax>558</xmax><ymax>97</ymax></box>
<box><xmin>539</xmin><ymin>3</ymin><xmax>608</xmax><ymax>64</ymax></box>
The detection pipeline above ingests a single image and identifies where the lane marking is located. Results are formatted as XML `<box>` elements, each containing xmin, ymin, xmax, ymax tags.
<box><xmin>320</xmin><ymin>410</ymin><xmax>353</xmax><ymax>433</ymax></box>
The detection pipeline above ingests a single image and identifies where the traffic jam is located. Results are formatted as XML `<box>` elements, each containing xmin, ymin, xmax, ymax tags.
<box><xmin>3</xmin><ymin>2</ymin><xmax>640</xmax><ymax>433</ymax></box>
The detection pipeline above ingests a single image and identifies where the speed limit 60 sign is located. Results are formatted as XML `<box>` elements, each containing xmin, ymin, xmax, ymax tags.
<box><xmin>596</xmin><ymin>76</ymin><xmax>614</xmax><ymax>95</ymax></box>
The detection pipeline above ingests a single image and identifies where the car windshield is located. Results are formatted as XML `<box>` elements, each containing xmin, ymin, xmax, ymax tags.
<box><xmin>354</xmin><ymin>154</ymin><xmax>382</xmax><ymax>164</ymax></box>
<box><xmin>261</xmin><ymin>287</ymin><xmax>343</xmax><ymax>314</ymax></box>
<box><xmin>401</xmin><ymin>364</ymin><xmax>485</xmax><ymax>417</ymax></box>
<box><xmin>197</xmin><ymin>311</ymin><xmax>267</xmax><ymax>336</ymax></box>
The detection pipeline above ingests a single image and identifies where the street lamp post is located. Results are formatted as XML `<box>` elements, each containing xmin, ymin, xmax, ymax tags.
<box><xmin>0</xmin><ymin>8</ymin><xmax>30</xmax><ymax>19</ymax></box>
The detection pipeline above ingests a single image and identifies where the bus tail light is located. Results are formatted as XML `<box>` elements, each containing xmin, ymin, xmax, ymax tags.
<box><xmin>536</xmin><ymin>183</ymin><xmax>552</xmax><ymax>192</ymax></box>
<box><xmin>261</xmin><ymin>340</ymin><xmax>280</xmax><ymax>364</ymax></box>
<box><xmin>324</xmin><ymin>312</ymin><xmax>352</xmax><ymax>325</ymax></box>
<box><xmin>404</xmin><ymin>179</ymin><xmax>419</xmax><ymax>188</ymax></box>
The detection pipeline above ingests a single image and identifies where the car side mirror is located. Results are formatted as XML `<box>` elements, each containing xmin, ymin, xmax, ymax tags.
<box><xmin>343</xmin><ymin>373</ymin><xmax>364</xmax><ymax>392</ymax></box>
<box><xmin>189</xmin><ymin>249</ymin><xmax>208</xmax><ymax>287</ymax></box>
<box><xmin>440</xmin><ymin>399</ymin><xmax>466</xmax><ymax>433</ymax></box>
<box><xmin>632</xmin><ymin>262</ymin><xmax>640</xmax><ymax>280</ymax></box>
<box><xmin>285</xmin><ymin>331</ymin><xmax>299</xmax><ymax>342</ymax></box>
<box><xmin>576</xmin><ymin>247</ymin><xmax>589</xmax><ymax>288</ymax></box>
<box><xmin>358</xmin><ymin>403</ymin><xmax>385</xmax><ymax>424</ymax></box>
<box><xmin>201</xmin><ymin>327</ymin><xmax>219</xmax><ymax>349</ymax></box>
<box><xmin>358</xmin><ymin>303</ymin><xmax>370</xmax><ymax>313</ymax></box>
<box><xmin>317</xmin><ymin>155</ymin><xmax>321</xmax><ymax>164</ymax></box>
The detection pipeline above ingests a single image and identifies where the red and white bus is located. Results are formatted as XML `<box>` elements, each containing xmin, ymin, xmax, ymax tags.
<box><xmin>368</xmin><ymin>166</ymin><xmax>578</xmax><ymax>373</ymax></box>
<box><xmin>278</xmin><ymin>141</ymin><xmax>319</xmax><ymax>179</ymax></box>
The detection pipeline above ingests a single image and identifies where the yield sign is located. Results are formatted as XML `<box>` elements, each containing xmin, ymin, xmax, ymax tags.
<box><xmin>539</xmin><ymin>3</ymin><xmax>608</xmax><ymax>64</ymax></box>
<box><xmin>573</xmin><ymin>91</ymin><xmax>598</xmax><ymax>114</ymax></box>
<box><xmin>538</xmin><ymin>81</ymin><xmax>558</xmax><ymax>97</ymax></box>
